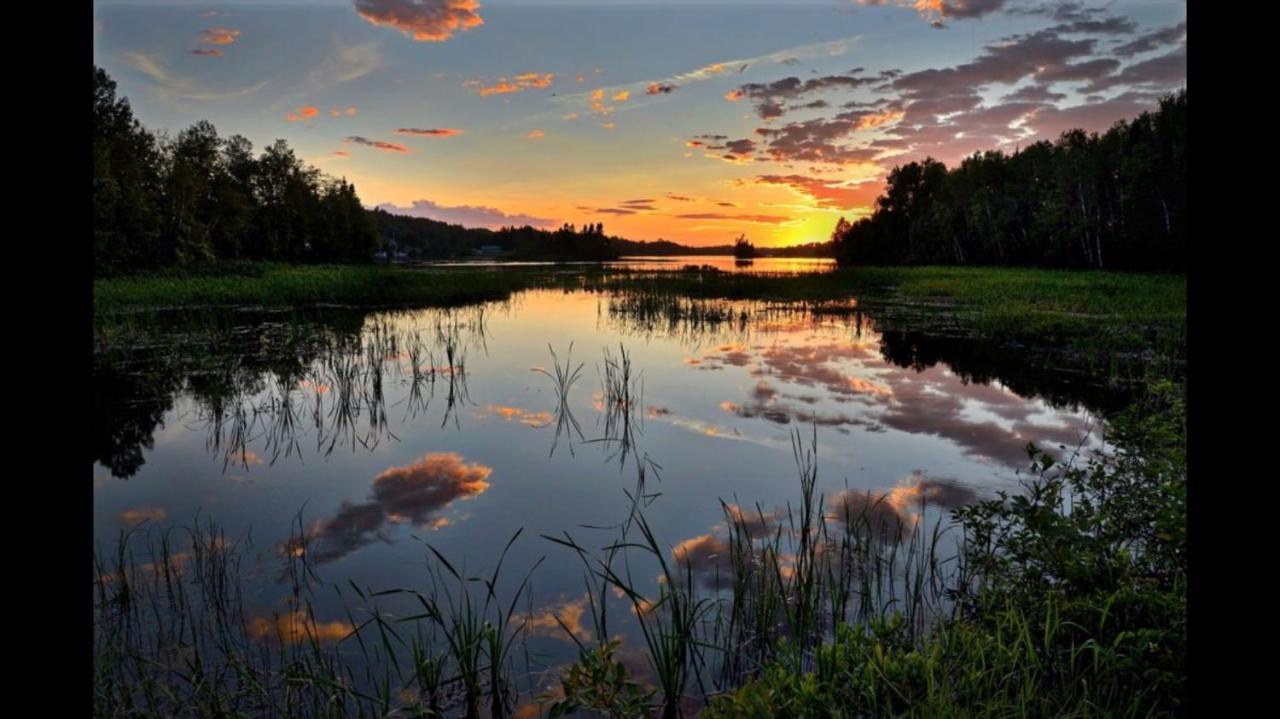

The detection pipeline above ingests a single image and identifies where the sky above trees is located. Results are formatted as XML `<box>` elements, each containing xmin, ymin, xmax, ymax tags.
<box><xmin>93</xmin><ymin>1</ymin><xmax>1186</xmax><ymax>247</ymax></box>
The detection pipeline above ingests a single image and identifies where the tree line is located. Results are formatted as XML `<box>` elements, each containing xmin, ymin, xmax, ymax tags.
<box><xmin>369</xmin><ymin>211</ymin><xmax>620</xmax><ymax>260</ymax></box>
<box><xmin>94</xmin><ymin>66</ymin><xmax>377</xmax><ymax>275</ymax></box>
<box><xmin>833</xmin><ymin>90</ymin><xmax>1186</xmax><ymax>271</ymax></box>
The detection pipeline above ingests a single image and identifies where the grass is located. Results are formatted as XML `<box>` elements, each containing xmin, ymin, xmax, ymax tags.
<box><xmin>96</xmin><ymin>264</ymin><xmax>1184</xmax><ymax>348</ymax></box>
<box><xmin>94</xmin><ymin>263</ymin><xmax>548</xmax><ymax>316</ymax></box>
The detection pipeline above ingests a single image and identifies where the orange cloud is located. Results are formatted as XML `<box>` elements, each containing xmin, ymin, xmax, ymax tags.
<box><xmin>285</xmin><ymin>106</ymin><xmax>320</xmax><ymax>122</ymax></box>
<box><xmin>524</xmin><ymin>595</ymin><xmax>592</xmax><ymax>642</ymax></box>
<box><xmin>612</xmin><ymin>90</ymin><xmax>630</xmax><ymax>102</ymax></box>
<box><xmin>248</xmin><ymin>610</ymin><xmax>353</xmax><ymax>645</ymax></box>
<box><xmin>856</xmin><ymin>108</ymin><xmax>905</xmax><ymax>131</ymax></box>
<box><xmin>199</xmin><ymin>27</ymin><xmax>240</xmax><ymax>45</ymax></box>
<box><xmin>299</xmin><ymin>452</ymin><xmax>491</xmax><ymax>563</ymax></box>
<box><xmin>526</xmin><ymin>129</ymin><xmax>545</xmax><ymax>140</ymax></box>
<box><xmin>475</xmin><ymin>72</ymin><xmax>554</xmax><ymax>96</ymax></box>
<box><xmin>395</xmin><ymin>127</ymin><xmax>463</xmax><ymax>136</ymax></box>
<box><xmin>483</xmin><ymin>404</ymin><xmax>552</xmax><ymax>426</ymax></box>
<box><xmin>329</xmin><ymin>106</ymin><xmax>359</xmax><ymax>118</ymax></box>
<box><xmin>724</xmin><ymin>89</ymin><xmax>745</xmax><ymax>102</ymax></box>
<box><xmin>354</xmin><ymin>0</ymin><xmax>484</xmax><ymax>42</ymax></box>
<box><xmin>119</xmin><ymin>506</ymin><xmax>167</xmax><ymax>526</ymax></box>
<box><xmin>753</xmin><ymin>174</ymin><xmax>884</xmax><ymax>211</ymax></box>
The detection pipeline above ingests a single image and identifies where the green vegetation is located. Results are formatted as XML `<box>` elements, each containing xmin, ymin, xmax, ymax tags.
<box><xmin>833</xmin><ymin>91</ymin><xmax>1186</xmax><ymax>271</ymax></box>
<box><xmin>581</xmin><ymin>265</ymin><xmax>1185</xmax><ymax>358</ymax></box>
<box><xmin>703</xmin><ymin>382</ymin><xmax>1185</xmax><ymax>717</ymax></box>
<box><xmin>93</xmin><ymin>263</ymin><xmax>545</xmax><ymax>315</ymax></box>
<box><xmin>96</xmin><ymin>265</ymin><xmax>1183</xmax><ymax>347</ymax></box>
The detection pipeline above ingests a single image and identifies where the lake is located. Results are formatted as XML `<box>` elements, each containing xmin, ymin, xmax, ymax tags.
<box><xmin>93</xmin><ymin>267</ymin><xmax>1117</xmax><ymax>706</ymax></box>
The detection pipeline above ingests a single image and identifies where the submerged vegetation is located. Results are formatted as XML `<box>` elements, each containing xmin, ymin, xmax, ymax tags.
<box><xmin>94</xmin><ymin>379</ymin><xmax>1184</xmax><ymax>717</ymax></box>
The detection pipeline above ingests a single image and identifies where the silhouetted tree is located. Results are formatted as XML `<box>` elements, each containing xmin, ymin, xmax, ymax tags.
<box><xmin>93</xmin><ymin>66</ymin><xmax>380</xmax><ymax>275</ymax></box>
<box><xmin>833</xmin><ymin>90</ymin><xmax>1186</xmax><ymax>271</ymax></box>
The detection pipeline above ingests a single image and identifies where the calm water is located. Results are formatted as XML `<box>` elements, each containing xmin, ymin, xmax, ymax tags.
<box><xmin>94</xmin><ymin>281</ymin><xmax>1105</xmax><ymax>682</ymax></box>
<box><xmin>422</xmin><ymin>255</ymin><xmax>836</xmax><ymax>273</ymax></box>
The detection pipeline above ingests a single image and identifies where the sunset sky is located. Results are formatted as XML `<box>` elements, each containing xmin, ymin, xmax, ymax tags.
<box><xmin>92</xmin><ymin>1</ymin><xmax>1187</xmax><ymax>248</ymax></box>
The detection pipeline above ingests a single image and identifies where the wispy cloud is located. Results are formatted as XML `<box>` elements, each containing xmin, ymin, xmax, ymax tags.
<box><xmin>395</xmin><ymin>127</ymin><xmax>463</xmax><ymax>136</ymax></box>
<box><xmin>467</xmin><ymin>72</ymin><xmax>555</xmax><ymax>97</ymax></box>
<box><xmin>123</xmin><ymin>51</ymin><xmax>269</xmax><ymax>102</ymax></box>
<box><xmin>551</xmin><ymin>36</ymin><xmax>863</xmax><ymax>116</ymax></box>
<box><xmin>346</xmin><ymin>136</ymin><xmax>411</xmax><ymax>153</ymax></box>
<box><xmin>305</xmin><ymin>40</ymin><xmax>382</xmax><ymax>92</ymax></box>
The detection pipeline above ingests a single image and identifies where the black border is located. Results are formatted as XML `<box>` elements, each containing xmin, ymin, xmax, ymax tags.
<box><xmin>53</xmin><ymin>0</ymin><xmax>1230</xmax><ymax>714</ymax></box>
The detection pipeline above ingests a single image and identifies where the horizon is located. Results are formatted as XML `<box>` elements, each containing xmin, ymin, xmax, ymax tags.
<box><xmin>93</xmin><ymin>0</ymin><xmax>1186</xmax><ymax>248</ymax></box>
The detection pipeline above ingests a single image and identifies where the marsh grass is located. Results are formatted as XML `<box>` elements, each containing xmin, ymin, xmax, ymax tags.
<box><xmin>533</xmin><ymin>343</ymin><xmax>586</xmax><ymax>457</ymax></box>
<box><xmin>98</xmin><ymin>264</ymin><xmax>1185</xmax><ymax>364</ymax></box>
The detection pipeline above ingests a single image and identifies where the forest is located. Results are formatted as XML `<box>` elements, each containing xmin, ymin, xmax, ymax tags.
<box><xmin>93</xmin><ymin>67</ymin><xmax>379</xmax><ymax>276</ymax></box>
<box><xmin>833</xmin><ymin>91</ymin><xmax>1186</xmax><ymax>271</ymax></box>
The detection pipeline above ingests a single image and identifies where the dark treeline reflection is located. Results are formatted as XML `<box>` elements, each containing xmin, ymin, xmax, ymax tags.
<box><xmin>598</xmin><ymin>292</ymin><xmax>1163</xmax><ymax>418</ymax></box>
<box><xmin>95</xmin><ymin>289</ymin><xmax>1166</xmax><ymax>480</ymax></box>
<box><xmin>94</xmin><ymin>306</ymin><xmax>489</xmax><ymax>479</ymax></box>
<box><xmin>833</xmin><ymin>91</ymin><xmax>1186</xmax><ymax>271</ymax></box>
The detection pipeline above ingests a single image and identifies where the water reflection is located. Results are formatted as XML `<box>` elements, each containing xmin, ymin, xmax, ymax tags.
<box><xmin>96</xmin><ymin>305</ymin><xmax>489</xmax><ymax>479</ymax></box>
<box><xmin>293</xmin><ymin>452</ymin><xmax>493</xmax><ymax>565</ymax></box>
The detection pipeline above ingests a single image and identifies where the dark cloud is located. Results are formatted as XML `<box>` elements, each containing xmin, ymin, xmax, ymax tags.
<box><xmin>1049</xmin><ymin>16</ymin><xmax>1137</xmax><ymax>35</ymax></box>
<box><xmin>859</xmin><ymin>0</ymin><xmax>1008</xmax><ymax>25</ymax></box>
<box><xmin>377</xmin><ymin>199</ymin><xmax>557</xmax><ymax>229</ymax></box>
<box><xmin>733</xmin><ymin>70</ymin><xmax>884</xmax><ymax>119</ymax></box>
<box><xmin>353</xmin><ymin>0</ymin><xmax>484</xmax><ymax>42</ymax></box>
<box><xmin>1038</xmin><ymin>58</ymin><xmax>1121</xmax><ymax>83</ymax></box>
<box><xmin>298</xmin><ymin>453</ymin><xmax>491</xmax><ymax>564</ymax></box>
<box><xmin>891</xmin><ymin>30</ymin><xmax>1097</xmax><ymax>99</ymax></box>
<box><xmin>754</xmin><ymin>116</ymin><xmax>885</xmax><ymax>165</ymax></box>
<box><xmin>346</xmin><ymin>136</ymin><xmax>410</xmax><ymax>153</ymax></box>
<box><xmin>1002</xmin><ymin>83</ymin><xmax>1067</xmax><ymax>103</ymax></box>
<box><xmin>675</xmin><ymin>213</ymin><xmax>791</xmax><ymax>224</ymax></box>
<box><xmin>1114</xmin><ymin>21</ymin><xmax>1187</xmax><ymax>58</ymax></box>
<box><xmin>1082</xmin><ymin>46</ymin><xmax>1185</xmax><ymax>94</ymax></box>
<box><xmin>395</xmin><ymin>127</ymin><xmax>463</xmax><ymax>136</ymax></box>
<box><xmin>190</xmin><ymin>48</ymin><xmax>224</xmax><ymax>57</ymax></box>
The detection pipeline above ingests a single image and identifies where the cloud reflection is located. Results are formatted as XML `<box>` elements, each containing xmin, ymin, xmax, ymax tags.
<box><xmin>299</xmin><ymin>452</ymin><xmax>491</xmax><ymax>564</ymax></box>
